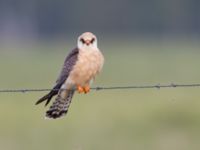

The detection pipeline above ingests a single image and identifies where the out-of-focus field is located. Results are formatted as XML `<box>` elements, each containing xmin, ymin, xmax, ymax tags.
<box><xmin>0</xmin><ymin>39</ymin><xmax>200</xmax><ymax>150</ymax></box>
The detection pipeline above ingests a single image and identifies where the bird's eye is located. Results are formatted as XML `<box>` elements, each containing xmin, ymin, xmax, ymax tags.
<box><xmin>91</xmin><ymin>38</ymin><xmax>95</xmax><ymax>43</ymax></box>
<box><xmin>80</xmin><ymin>38</ymin><xmax>85</xmax><ymax>43</ymax></box>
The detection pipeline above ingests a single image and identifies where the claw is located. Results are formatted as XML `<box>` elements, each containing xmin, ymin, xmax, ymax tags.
<box><xmin>83</xmin><ymin>85</ymin><xmax>90</xmax><ymax>94</ymax></box>
<box><xmin>77</xmin><ymin>85</ymin><xmax>84</xmax><ymax>93</ymax></box>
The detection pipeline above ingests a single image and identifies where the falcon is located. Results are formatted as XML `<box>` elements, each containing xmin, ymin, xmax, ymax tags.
<box><xmin>36</xmin><ymin>32</ymin><xmax>104</xmax><ymax>119</ymax></box>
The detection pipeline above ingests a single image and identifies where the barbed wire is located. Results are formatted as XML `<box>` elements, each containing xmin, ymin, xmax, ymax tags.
<box><xmin>0</xmin><ymin>83</ymin><xmax>200</xmax><ymax>93</ymax></box>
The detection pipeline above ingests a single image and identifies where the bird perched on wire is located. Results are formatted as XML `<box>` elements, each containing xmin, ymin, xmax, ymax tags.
<box><xmin>35</xmin><ymin>32</ymin><xmax>104</xmax><ymax>119</ymax></box>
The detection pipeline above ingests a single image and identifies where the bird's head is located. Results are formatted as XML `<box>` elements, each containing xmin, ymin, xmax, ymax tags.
<box><xmin>78</xmin><ymin>32</ymin><xmax>98</xmax><ymax>49</ymax></box>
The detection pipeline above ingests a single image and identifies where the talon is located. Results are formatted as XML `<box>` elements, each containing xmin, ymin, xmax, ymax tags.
<box><xmin>77</xmin><ymin>85</ymin><xmax>84</xmax><ymax>93</ymax></box>
<box><xmin>83</xmin><ymin>85</ymin><xmax>90</xmax><ymax>94</ymax></box>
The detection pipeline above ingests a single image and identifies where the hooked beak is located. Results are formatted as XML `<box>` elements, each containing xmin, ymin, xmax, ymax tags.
<box><xmin>85</xmin><ymin>40</ymin><xmax>91</xmax><ymax>45</ymax></box>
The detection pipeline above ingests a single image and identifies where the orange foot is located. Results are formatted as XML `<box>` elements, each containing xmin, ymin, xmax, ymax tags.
<box><xmin>83</xmin><ymin>85</ymin><xmax>90</xmax><ymax>94</ymax></box>
<box><xmin>77</xmin><ymin>85</ymin><xmax>84</xmax><ymax>93</ymax></box>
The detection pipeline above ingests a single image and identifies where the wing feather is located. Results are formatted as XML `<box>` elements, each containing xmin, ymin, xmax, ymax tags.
<box><xmin>36</xmin><ymin>48</ymin><xmax>79</xmax><ymax>105</ymax></box>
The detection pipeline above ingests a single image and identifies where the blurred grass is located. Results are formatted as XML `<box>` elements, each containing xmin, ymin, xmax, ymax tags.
<box><xmin>0</xmin><ymin>39</ymin><xmax>200</xmax><ymax>150</ymax></box>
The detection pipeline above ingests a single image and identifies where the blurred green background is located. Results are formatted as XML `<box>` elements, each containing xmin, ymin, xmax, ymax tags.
<box><xmin>0</xmin><ymin>0</ymin><xmax>200</xmax><ymax>150</ymax></box>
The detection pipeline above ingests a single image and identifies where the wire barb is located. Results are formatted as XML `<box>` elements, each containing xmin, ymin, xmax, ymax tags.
<box><xmin>0</xmin><ymin>83</ymin><xmax>200</xmax><ymax>93</ymax></box>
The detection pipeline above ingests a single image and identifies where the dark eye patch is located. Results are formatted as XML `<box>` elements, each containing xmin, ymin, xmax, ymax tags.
<box><xmin>80</xmin><ymin>38</ymin><xmax>85</xmax><ymax>43</ymax></box>
<box><xmin>91</xmin><ymin>38</ymin><xmax>95</xmax><ymax>43</ymax></box>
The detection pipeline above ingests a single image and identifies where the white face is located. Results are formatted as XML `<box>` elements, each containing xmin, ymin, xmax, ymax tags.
<box><xmin>77</xmin><ymin>32</ymin><xmax>98</xmax><ymax>50</ymax></box>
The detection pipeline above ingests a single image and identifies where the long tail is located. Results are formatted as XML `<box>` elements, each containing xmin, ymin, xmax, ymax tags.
<box><xmin>45</xmin><ymin>89</ymin><xmax>75</xmax><ymax>119</ymax></box>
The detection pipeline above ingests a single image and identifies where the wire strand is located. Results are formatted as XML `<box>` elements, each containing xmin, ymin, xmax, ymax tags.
<box><xmin>0</xmin><ymin>83</ymin><xmax>200</xmax><ymax>93</ymax></box>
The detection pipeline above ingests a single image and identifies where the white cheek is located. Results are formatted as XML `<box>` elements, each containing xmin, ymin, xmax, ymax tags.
<box><xmin>78</xmin><ymin>41</ymin><xmax>83</xmax><ymax>49</ymax></box>
<box><xmin>93</xmin><ymin>41</ymin><xmax>97</xmax><ymax>49</ymax></box>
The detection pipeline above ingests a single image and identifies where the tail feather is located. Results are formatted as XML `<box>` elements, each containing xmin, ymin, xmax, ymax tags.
<box><xmin>45</xmin><ymin>90</ymin><xmax>75</xmax><ymax>119</ymax></box>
